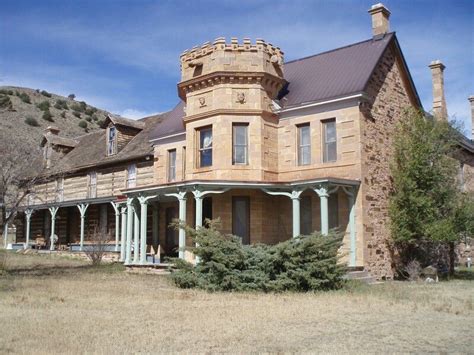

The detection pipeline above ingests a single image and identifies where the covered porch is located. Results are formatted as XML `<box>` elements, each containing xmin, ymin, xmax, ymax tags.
<box><xmin>121</xmin><ymin>178</ymin><xmax>361</xmax><ymax>267</ymax></box>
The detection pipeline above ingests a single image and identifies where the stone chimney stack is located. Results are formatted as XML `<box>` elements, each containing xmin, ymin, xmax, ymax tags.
<box><xmin>368</xmin><ymin>3</ymin><xmax>391</xmax><ymax>36</ymax></box>
<box><xmin>469</xmin><ymin>96</ymin><xmax>474</xmax><ymax>139</ymax></box>
<box><xmin>429</xmin><ymin>60</ymin><xmax>448</xmax><ymax>119</ymax></box>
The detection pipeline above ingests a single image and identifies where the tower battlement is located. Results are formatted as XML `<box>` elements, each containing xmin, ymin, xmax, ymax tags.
<box><xmin>179</xmin><ymin>37</ymin><xmax>285</xmax><ymax>83</ymax></box>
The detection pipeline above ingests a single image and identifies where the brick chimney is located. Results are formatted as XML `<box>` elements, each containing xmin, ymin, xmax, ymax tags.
<box><xmin>469</xmin><ymin>95</ymin><xmax>474</xmax><ymax>139</ymax></box>
<box><xmin>429</xmin><ymin>60</ymin><xmax>448</xmax><ymax>119</ymax></box>
<box><xmin>368</xmin><ymin>3</ymin><xmax>391</xmax><ymax>36</ymax></box>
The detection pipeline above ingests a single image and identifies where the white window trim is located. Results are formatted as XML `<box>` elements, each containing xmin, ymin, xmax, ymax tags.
<box><xmin>127</xmin><ymin>164</ymin><xmax>137</xmax><ymax>188</ymax></box>
<box><xmin>88</xmin><ymin>171</ymin><xmax>97</xmax><ymax>198</ymax></box>
<box><xmin>168</xmin><ymin>149</ymin><xmax>177</xmax><ymax>182</ymax></box>
<box><xmin>297</xmin><ymin>123</ymin><xmax>311</xmax><ymax>166</ymax></box>
<box><xmin>107</xmin><ymin>126</ymin><xmax>117</xmax><ymax>156</ymax></box>
<box><xmin>232</xmin><ymin>123</ymin><xmax>249</xmax><ymax>165</ymax></box>
<box><xmin>322</xmin><ymin>119</ymin><xmax>337</xmax><ymax>163</ymax></box>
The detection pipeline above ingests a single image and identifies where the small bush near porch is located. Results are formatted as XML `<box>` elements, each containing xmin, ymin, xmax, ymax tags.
<box><xmin>0</xmin><ymin>251</ymin><xmax>472</xmax><ymax>353</ymax></box>
<box><xmin>170</xmin><ymin>222</ymin><xmax>344</xmax><ymax>292</ymax></box>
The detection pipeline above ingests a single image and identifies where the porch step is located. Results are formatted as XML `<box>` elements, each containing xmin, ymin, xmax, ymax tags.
<box><xmin>343</xmin><ymin>269</ymin><xmax>379</xmax><ymax>285</ymax></box>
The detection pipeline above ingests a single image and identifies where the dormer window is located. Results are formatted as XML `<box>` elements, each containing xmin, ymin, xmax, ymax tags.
<box><xmin>107</xmin><ymin>126</ymin><xmax>117</xmax><ymax>156</ymax></box>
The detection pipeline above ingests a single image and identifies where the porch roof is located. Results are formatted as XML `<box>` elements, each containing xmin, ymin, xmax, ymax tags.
<box><xmin>23</xmin><ymin>196</ymin><xmax>117</xmax><ymax>211</ymax></box>
<box><xmin>121</xmin><ymin>177</ymin><xmax>360</xmax><ymax>196</ymax></box>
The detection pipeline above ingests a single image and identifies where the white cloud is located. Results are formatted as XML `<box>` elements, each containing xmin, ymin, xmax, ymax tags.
<box><xmin>119</xmin><ymin>108</ymin><xmax>161</xmax><ymax>120</ymax></box>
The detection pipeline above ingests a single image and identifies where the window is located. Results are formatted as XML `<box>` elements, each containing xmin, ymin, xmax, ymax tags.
<box><xmin>233</xmin><ymin>124</ymin><xmax>248</xmax><ymax>165</ymax></box>
<box><xmin>168</xmin><ymin>149</ymin><xmax>176</xmax><ymax>182</ymax></box>
<box><xmin>322</xmin><ymin>119</ymin><xmax>337</xmax><ymax>162</ymax></box>
<box><xmin>197</xmin><ymin>127</ymin><xmax>212</xmax><ymax>167</ymax></box>
<box><xmin>300</xmin><ymin>195</ymin><xmax>312</xmax><ymax>235</ymax></box>
<box><xmin>297</xmin><ymin>124</ymin><xmax>311</xmax><ymax>165</ymax></box>
<box><xmin>88</xmin><ymin>171</ymin><xmax>97</xmax><ymax>198</ymax></box>
<box><xmin>127</xmin><ymin>164</ymin><xmax>137</xmax><ymax>188</ymax></box>
<box><xmin>107</xmin><ymin>126</ymin><xmax>117</xmax><ymax>156</ymax></box>
<box><xmin>202</xmin><ymin>197</ymin><xmax>213</xmax><ymax>226</ymax></box>
<box><xmin>232</xmin><ymin>197</ymin><xmax>250</xmax><ymax>244</ymax></box>
<box><xmin>56</xmin><ymin>177</ymin><xmax>64</xmax><ymax>202</ymax></box>
<box><xmin>328</xmin><ymin>193</ymin><xmax>339</xmax><ymax>229</ymax></box>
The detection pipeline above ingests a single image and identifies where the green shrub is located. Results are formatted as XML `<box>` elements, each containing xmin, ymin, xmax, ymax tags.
<box><xmin>85</xmin><ymin>116</ymin><xmax>92</xmax><ymax>122</ymax></box>
<box><xmin>73</xmin><ymin>111</ymin><xmax>81</xmax><ymax>118</ymax></box>
<box><xmin>25</xmin><ymin>116</ymin><xmax>39</xmax><ymax>126</ymax></box>
<box><xmin>17</xmin><ymin>92</ymin><xmax>31</xmax><ymax>104</ymax></box>
<box><xmin>40</xmin><ymin>90</ymin><xmax>52</xmax><ymax>97</ymax></box>
<box><xmin>78</xmin><ymin>120</ymin><xmax>88</xmax><ymax>129</ymax></box>
<box><xmin>60</xmin><ymin>111</ymin><xmax>66</xmax><ymax>118</ymax></box>
<box><xmin>96</xmin><ymin>119</ymin><xmax>105</xmax><ymax>127</ymax></box>
<box><xmin>42</xmin><ymin>109</ymin><xmax>54</xmax><ymax>122</ymax></box>
<box><xmin>0</xmin><ymin>95</ymin><xmax>13</xmax><ymax>110</ymax></box>
<box><xmin>170</xmin><ymin>222</ymin><xmax>345</xmax><ymax>292</ymax></box>
<box><xmin>85</xmin><ymin>107</ymin><xmax>96</xmax><ymax>116</ymax></box>
<box><xmin>0</xmin><ymin>89</ymin><xmax>14</xmax><ymax>95</ymax></box>
<box><xmin>37</xmin><ymin>100</ymin><xmax>50</xmax><ymax>111</ymax></box>
<box><xmin>54</xmin><ymin>99</ymin><xmax>68</xmax><ymax>110</ymax></box>
<box><xmin>71</xmin><ymin>101</ymin><xmax>87</xmax><ymax>113</ymax></box>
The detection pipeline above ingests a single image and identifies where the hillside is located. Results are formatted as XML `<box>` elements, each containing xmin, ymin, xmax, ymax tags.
<box><xmin>0</xmin><ymin>86</ymin><xmax>111</xmax><ymax>160</ymax></box>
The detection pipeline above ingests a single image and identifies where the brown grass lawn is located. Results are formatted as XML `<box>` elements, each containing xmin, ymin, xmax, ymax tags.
<box><xmin>0</xmin><ymin>251</ymin><xmax>473</xmax><ymax>354</ymax></box>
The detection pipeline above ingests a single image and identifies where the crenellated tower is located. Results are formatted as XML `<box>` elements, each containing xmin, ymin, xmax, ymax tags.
<box><xmin>178</xmin><ymin>38</ymin><xmax>286</xmax><ymax>181</ymax></box>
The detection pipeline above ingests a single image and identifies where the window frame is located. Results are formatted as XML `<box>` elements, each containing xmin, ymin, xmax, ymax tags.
<box><xmin>168</xmin><ymin>149</ymin><xmax>177</xmax><ymax>182</ymax></box>
<box><xmin>232</xmin><ymin>123</ymin><xmax>249</xmax><ymax>165</ymax></box>
<box><xmin>56</xmin><ymin>177</ymin><xmax>64</xmax><ymax>202</ymax></box>
<box><xmin>106</xmin><ymin>125</ymin><xmax>117</xmax><ymax>156</ymax></box>
<box><xmin>127</xmin><ymin>164</ymin><xmax>137</xmax><ymax>188</ymax></box>
<box><xmin>297</xmin><ymin>123</ymin><xmax>311</xmax><ymax>166</ymax></box>
<box><xmin>322</xmin><ymin>118</ymin><xmax>337</xmax><ymax>163</ymax></box>
<box><xmin>88</xmin><ymin>171</ymin><xmax>97</xmax><ymax>198</ymax></box>
<box><xmin>197</xmin><ymin>126</ymin><xmax>213</xmax><ymax>168</ymax></box>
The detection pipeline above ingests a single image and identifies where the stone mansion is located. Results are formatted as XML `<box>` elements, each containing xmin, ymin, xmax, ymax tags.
<box><xmin>13</xmin><ymin>3</ymin><xmax>474</xmax><ymax>279</ymax></box>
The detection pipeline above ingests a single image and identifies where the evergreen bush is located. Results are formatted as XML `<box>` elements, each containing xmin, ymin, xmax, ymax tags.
<box><xmin>54</xmin><ymin>99</ymin><xmax>68</xmax><ymax>110</ymax></box>
<box><xmin>78</xmin><ymin>120</ymin><xmax>87</xmax><ymax>129</ymax></box>
<box><xmin>0</xmin><ymin>95</ymin><xmax>13</xmax><ymax>110</ymax></box>
<box><xmin>73</xmin><ymin>111</ymin><xmax>81</xmax><ymax>118</ymax></box>
<box><xmin>40</xmin><ymin>90</ymin><xmax>52</xmax><ymax>97</ymax></box>
<box><xmin>60</xmin><ymin>111</ymin><xmax>66</xmax><ymax>118</ymax></box>
<box><xmin>37</xmin><ymin>100</ymin><xmax>50</xmax><ymax>111</ymax></box>
<box><xmin>42</xmin><ymin>109</ymin><xmax>54</xmax><ymax>122</ymax></box>
<box><xmin>170</xmin><ymin>221</ymin><xmax>345</xmax><ymax>292</ymax></box>
<box><xmin>25</xmin><ymin>116</ymin><xmax>39</xmax><ymax>126</ymax></box>
<box><xmin>0</xmin><ymin>89</ymin><xmax>14</xmax><ymax>95</ymax></box>
<box><xmin>18</xmin><ymin>92</ymin><xmax>31</xmax><ymax>104</ymax></box>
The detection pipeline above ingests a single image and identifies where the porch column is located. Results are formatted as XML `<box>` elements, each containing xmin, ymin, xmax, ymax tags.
<box><xmin>262</xmin><ymin>188</ymin><xmax>303</xmax><ymax>238</ymax></box>
<box><xmin>77</xmin><ymin>204</ymin><xmax>89</xmax><ymax>251</ymax></box>
<box><xmin>24</xmin><ymin>209</ymin><xmax>33</xmax><ymax>249</ymax></box>
<box><xmin>313</xmin><ymin>184</ymin><xmax>338</xmax><ymax>236</ymax></box>
<box><xmin>152</xmin><ymin>203</ymin><xmax>159</xmax><ymax>247</ymax></box>
<box><xmin>125</xmin><ymin>198</ymin><xmax>134</xmax><ymax>265</ymax></box>
<box><xmin>110</xmin><ymin>202</ymin><xmax>120</xmax><ymax>252</ymax></box>
<box><xmin>49</xmin><ymin>206</ymin><xmax>59</xmax><ymax>250</ymax></box>
<box><xmin>343</xmin><ymin>186</ymin><xmax>357</xmax><ymax>267</ymax></box>
<box><xmin>165</xmin><ymin>189</ymin><xmax>187</xmax><ymax>260</ymax></box>
<box><xmin>120</xmin><ymin>206</ymin><xmax>127</xmax><ymax>262</ymax></box>
<box><xmin>133</xmin><ymin>206</ymin><xmax>140</xmax><ymax>264</ymax></box>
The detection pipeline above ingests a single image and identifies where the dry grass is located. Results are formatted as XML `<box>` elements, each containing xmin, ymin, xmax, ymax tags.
<box><xmin>0</xmin><ymin>251</ymin><xmax>472</xmax><ymax>354</ymax></box>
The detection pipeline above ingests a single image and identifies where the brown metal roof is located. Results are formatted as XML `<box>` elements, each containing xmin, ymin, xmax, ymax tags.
<box><xmin>280</xmin><ymin>33</ymin><xmax>395</xmax><ymax>108</ymax></box>
<box><xmin>149</xmin><ymin>101</ymin><xmax>185</xmax><ymax>141</ymax></box>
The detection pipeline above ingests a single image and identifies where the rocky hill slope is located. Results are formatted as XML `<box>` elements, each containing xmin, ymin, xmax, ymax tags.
<box><xmin>0</xmin><ymin>86</ymin><xmax>111</xmax><ymax>159</ymax></box>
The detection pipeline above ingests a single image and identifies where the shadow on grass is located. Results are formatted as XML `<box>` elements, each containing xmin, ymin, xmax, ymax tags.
<box><xmin>4</xmin><ymin>262</ymin><xmax>125</xmax><ymax>277</ymax></box>
<box><xmin>453</xmin><ymin>268</ymin><xmax>474</xmax><ymax>281</ymax></box>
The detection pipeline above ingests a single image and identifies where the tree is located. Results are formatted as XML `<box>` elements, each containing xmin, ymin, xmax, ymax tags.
<box><xmin>68</xmin><ymin>94</ymin><xmax>76</xmax><ymax>100</ymax></box>
<box><xmin>0</xmin><ymin>130</ymin><xmax>46</xmax><ymax>246</ymax></box>
<box><xmin>389</xmin><ymin>108</ymin><xmax>474</xmax><ymax>274</ymax></box>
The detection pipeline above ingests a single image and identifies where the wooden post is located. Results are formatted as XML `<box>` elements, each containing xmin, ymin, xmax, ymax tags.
<box><xmin>24</xmin><ymin>209</ymin><xmax>33</xmax><ymax>249</ymax></box>
<box><xmin>262</xmin><ymin>188</ymin><xmax>302</xmax><ymax>238</ymax></box>
<box><xmin>110</xmin><ymin>202</ymin><xmax>120</xmax><ymax>252</ymax></box>
<box><xmin>49</xmin><ymin>206</ymin><xmax>59</xmax><ymax>251</ymax></box>
<box><xmin>133</xmin><ymin>207</ymin><xmax>140</xmax><ymax>264</ymax></box>
<box><xmin>120</xmin><ymin>206</ymin><xmax>127</xmax><ymax>262</ymax></box>
<box><xmin>125</xmin><ymin>198</ymin><xmax>134</xmax><ymax>265</ymax></box>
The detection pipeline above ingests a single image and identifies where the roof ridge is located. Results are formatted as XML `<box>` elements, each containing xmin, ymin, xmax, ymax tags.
<box><xmin>284</xmin><ymin>32</ymin><xmax>395</xmax><ymax>65</ymax></box>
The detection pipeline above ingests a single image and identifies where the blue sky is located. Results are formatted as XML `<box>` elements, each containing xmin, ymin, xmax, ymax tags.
<box><xmin>1</xmin><ymin>0</ymin><xmax>473</xmax><ymax>136</ymax></box>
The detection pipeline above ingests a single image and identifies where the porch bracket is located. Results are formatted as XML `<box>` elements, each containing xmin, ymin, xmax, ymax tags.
<box><xmin>262</xmin><ymin>188</ymin><xmax>304</xmax><ymax>238</ymax></box>
<box><xmin>137</xmin><ymin>194</ymin><xmax>159</xmax><ymax>265</ymax></box>
<box><xmin>24</xmin><ymin>209</ymin><xmax>34</xmax><ymax>249</ymax></box>
<box><xmin>165</xmin><ymin>189</ymin><xmax>187</xmax><ymax>260</ymax></box>
<box><xmin>312</xmin><ymin>183</ymin><xmax>338</xmax><ymax>236</ymax></box>
<box><xmin>48</xmin><ymin>206</ymin><xmax>59</xmax><ymax>251</ymax></box>
<box><xmin>342</xmin><ymin>186</ymin><xmax>357</xmax><ymax>267</ymax></box>
<box><xmin>77</xmin><ymin>203</ymin><xmax>89</xmax><ymax>252</ymax></box>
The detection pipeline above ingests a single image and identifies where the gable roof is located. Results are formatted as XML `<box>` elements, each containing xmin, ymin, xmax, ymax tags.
<box><xmin>43</xmin><ymin>114</ymin><xmax>162</xmax><ymax>176</ymax></box>
<box><xmin>101</xmin><ymin>113</ymin><xmax>145</xmax><ymax>130</ymax></box>
<box><xmin>149</xmin><ymin>101</ymin><xmax>185</xmax><ymax>141</ymax></box>
<box><xmin>280</xmin><ymin>32</ymin><xmax>420</xmax><ymax>108</ymax></box>
<box><xmin>40</xmin><ymin>134</ymin><xmax>78</xmax><ymax>148</ymax></box>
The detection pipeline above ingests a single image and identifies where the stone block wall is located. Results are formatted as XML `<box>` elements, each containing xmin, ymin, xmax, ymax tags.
<box><xmin>359</xmin><ymin>45</ymin><xmax>415</xmax><ymax>279</ymax></box>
